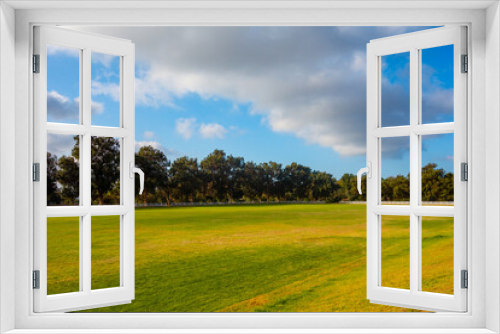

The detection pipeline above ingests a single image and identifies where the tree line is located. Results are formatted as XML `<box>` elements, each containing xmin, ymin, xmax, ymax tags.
<box><xmin>47</xmin><ymin>137</ymin><xmax>454</xmax><ymax>206</ymax></box>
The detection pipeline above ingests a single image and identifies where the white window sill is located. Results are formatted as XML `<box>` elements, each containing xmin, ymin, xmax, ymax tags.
<box><xmin>3</xmin><ymin>329</ymin><xmax>497</xmax><ymax>334</ymax></box>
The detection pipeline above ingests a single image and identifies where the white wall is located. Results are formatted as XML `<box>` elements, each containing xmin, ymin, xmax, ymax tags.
<box><xmin>0</xmin><ymin>2</ymin><xmax>16</xmax><ymax>333</ymax></box>
<box><xmin>3</xmin><ymin>4</ymin><xmax>493</xmax><ymax>332</ymax></box>
<box><xmin>486</xmin><ymin>2</ymin><xmax>500</xmax><ymax>333</ymax></box>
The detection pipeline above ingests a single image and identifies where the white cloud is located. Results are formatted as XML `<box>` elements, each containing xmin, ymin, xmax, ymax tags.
<box><xmin>91</xmin><ymin>52</ymin><xmax>117</xmax><ymax>67</ymax></box>
<box><xmin>47</xmin><ymin>44</ymin><xmax>117</xmax><ymax>68</ymax></box>
<box><xmin>135</xmin><ymin>140</ymin><xmax>163</xmax><ymax>151</ymax></box>
<box><xmin>91</xmin><ymin>100</ymin><xmax>104</xmax><ymax>114</ymax></box>
<box><xmin>351</xmin><ymin>51</ymin><xmax>366</xmax><ymax>72</ymax></box>
<box><xmin>421</xmin><ymin>64</ymin><xmax>454</xmax><ymax>123</ymax></box>
<box><xmin>135</xmin><ymin>140</ymin><xmax>180</xmax><ymax>157</ymax></box>
<box><xmin>135</xmin><ymin>73</ymin><xmax>178</xmax><ymax>108</ymax></box>
<box><xmin>47</xmin><ymin>91</ymin><xmax>104</xmax><ymax>122</ymax></box>
<box><xmin>47</xmin><ymin>90</ymin><xmax>79</xmax><ymax>121</ymax></box>
<box><xmin>144</xmin><ymin>131</ymin><xmax>154</xmax><ymax>139</ymax></box>
<box><xmin>91</xmin><ymin>81</ymin><xmax>120</xmax><ymax>101</ymax></box>
<box><xmin>73</xmin><ymin>97</ymin><xmax>104</xmax><ymax>115</ymax></box>
<box><xmin>47</xmin><ymin>44</ymin><xmax>80</xmax><ymax>57</ymax></box>
<box><xmin>72</xmin><ymin>26</ymin><xmax>435</xmax><ymax>156</ymax></box>
<box><xmin>175</xmin><ymin>118</ymin><xmax>196</xmax><ymax>140</ymax></box>
<box><xmin>91</xmin><ymin>74</ymin><xmax>178</xmax><ymax>109</ymax></box>
<box><xmin>47</xmin><ymin>133</ymin><xmax>77</xmax><ymax>157</ymax></box>
<box><xmin>199</xmin><ymin>123</ymin><xmax>227</xmax><ymax>139</ymax></box>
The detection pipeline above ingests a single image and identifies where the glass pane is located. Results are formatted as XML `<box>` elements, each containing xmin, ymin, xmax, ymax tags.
<box><xmin>91</xmin><ymin>215</ymin><xmax>121</xmax><ymax>290</ymax></box>
<box><xmin>381</xmin><ymin>137</ymin><xmax>410</xmax><ymax>205</ymax></box>
<box><xmin>381</xmin><ymin>52</ymin><xmax>410</xmax><ymax>127</ymax></box>
<box><xmin>421</xmin><ymin>45</ymin><xmax>454</xmax><ymax>124</ymax></box>
<box><xmin>91</xmin><ymin>52</ymin><xmax>121</xmax><ymax>127</ymax></box>
<box><xmin>381</xmin><ymin>215</ymin><xmax>410</xmax><ymax>290</ymax></box>
<box><xmin>91</xmin><ymin>136</ymin><xmax>121</xmax><ymax>205</ymax></box>
<box><xmin>47</xmin><ymin>216</ymin><xmax>80</xmax><ymax>295</ymax></box>
<box><xmin>421</xmin><ymin>134</ymin><xmax>454</xmax><ymax>205</ymax></box>
<box><xmin>47</xmin><ymin>133</ymin><xmax>80</xmax><ymax>206</ymax></box>
<box><xmin>47</xmin><ymin>45</ymin><xmax>81</xmax><ymax>124</ymax></box>
<box><xmin>421</xmin><ymin>216</ymin><xmax>454</xmax><ymax>294</ymax></box>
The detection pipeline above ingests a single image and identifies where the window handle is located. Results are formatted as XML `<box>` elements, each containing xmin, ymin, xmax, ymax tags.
<box><xmin>129</xmin><ymin>162</ymin><xmax>145</xmax><ymax>195</ymax></box>
<box><xmin>357</xmin><ymin>162</ymin><xmax>371</xmax><ymax>195</ymax></box>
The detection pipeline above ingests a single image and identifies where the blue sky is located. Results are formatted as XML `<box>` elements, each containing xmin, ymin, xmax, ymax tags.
<box><xmin>47</xmin><ymin>26</ymin><xmax>454</xmax><ymax>179</ymax></box>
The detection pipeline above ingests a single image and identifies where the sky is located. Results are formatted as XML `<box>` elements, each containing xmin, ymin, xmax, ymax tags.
<box><xmin>46</xmin><ymin>26</ymin><xmax>455</xmax><ymax>178</ymax></box>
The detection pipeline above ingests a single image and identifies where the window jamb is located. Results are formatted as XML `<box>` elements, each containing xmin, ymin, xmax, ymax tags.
<box><xmin>12</xmin><ymin>7</ymin><xmax>486</xmax><ymax>332</ymax></box>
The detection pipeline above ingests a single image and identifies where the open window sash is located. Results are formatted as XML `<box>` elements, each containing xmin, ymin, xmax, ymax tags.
<box><xmin>33</xmin><ymin>26</ymin><xmax>136</xmax><ymax>312</ymax></box>
<box><xmin>366</xmin><ymin>26</ymin><xmax>467</xmax><ymax>312</ymax></box>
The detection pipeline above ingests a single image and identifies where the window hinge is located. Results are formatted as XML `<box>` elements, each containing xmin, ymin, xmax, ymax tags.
<box><xmin>461</xmin><ymin>54</ymin><xmax>468</xmax><ymax>73</ymax></box>
<box><xmin>461</xmin><ymin>270</ymin><xmax>468</xmax><ymax>289</ymax></box>
<box><xmin>461</xmin><ymin>162</ymin><xmax>468</xmax><ymax>181</ymax></box>
<box><xmin>33</xmin><ymin>163</ymin><xmax>40</xmax><ymax>182</ymax></box>
<box><xmin>33</xmin><ymin>270</ymin><xmax>40</xmax><ymax>289</ymax></box>
<box><xmin>33</xmin><ymin>54</ymin><xmax>40</xmax><ymax>73</ymax></box>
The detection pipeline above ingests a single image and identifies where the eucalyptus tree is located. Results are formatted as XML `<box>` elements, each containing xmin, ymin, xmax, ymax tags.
<box><xmin>200</xmin><ymin>149</ymin><xmax>230</xmax><ymax>201</ymax></box>
<box><xmin>47</xmin><ymin>152</ymin><xmax>61</xmax><ymax>205</ymax></box>
<box><xmin>227</xmin><ymin>155</ymin><xmax>245</xmax><ymax>202</ymax></box>
<box><xmin>71</xmin><ymin>136</ymin><xmax>120</xmax><ymax>205</ymax></box>
<box><xmin>135</xmin><ymin>145</ymin><xmax>170</xmax><ymax>206</ymax></box>
<box><xmin>170</xmin><ymin>156</ymin><xmax>200</xmax><ymax>203</ymax></box>
<box><xmin>57</xmin><ymin>155</ymin><xmax>79</xmax><ymax>205</ymax></box>
<box><xmin>283</xmin><ymin>162</ymin><xmax>312</xmax><ymax>201</ymax></box>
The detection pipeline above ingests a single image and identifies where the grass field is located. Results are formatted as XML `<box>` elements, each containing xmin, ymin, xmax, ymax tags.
<box><xmin>46</xmin><ymin>204</ymin><xmax>454</xmax><ymax>312</ymax></box>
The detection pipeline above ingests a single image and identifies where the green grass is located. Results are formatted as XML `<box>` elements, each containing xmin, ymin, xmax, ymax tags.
<box><xmin>46</xmin><ymin>204</ymin><xmax>454</xmax><ymax>312</ymax></box>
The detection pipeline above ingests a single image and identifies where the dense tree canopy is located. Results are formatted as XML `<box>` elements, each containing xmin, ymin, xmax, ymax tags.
<box><xmin>46</xmin><ymin>145</ymin><xmax>454</xmax><ymax>206</ymax></box>
<box><xmin>170</xmin><ymin>156</ymin><xmax>201</xmax><ymax>203</ymax></box>
<box><xmin>135</xmin><ymin>146</ymin><xmax>170</xmax><ymax>205</ymax></box>
<box><xmin>57</xmin><ymin>155</ymin><xmax>79</xmax><ymax>205</ymax></box>
<box><xmin>69</xmin><ymin>136</ymin><xmax>121</xmax><ymax>205</ymax></box>
<box><xmin>47</xmin><ymin>152</ymin><xmax>61</xmax><ymax>205</ymax></box>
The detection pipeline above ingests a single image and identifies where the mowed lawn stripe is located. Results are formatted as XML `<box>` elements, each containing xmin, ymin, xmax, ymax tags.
<box><xmin>43</xmin><ymin>204</ymin><xmax>454</xmax><ymax>312</ymax></box>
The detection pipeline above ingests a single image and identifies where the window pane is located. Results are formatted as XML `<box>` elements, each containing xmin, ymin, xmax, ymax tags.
<box><xmin>47</xmin><ymin>216</ymin><xmax>80</xmax><ymax>295</ymax></box>
<box><xmin>47</xmin><ymin>133</ymin><xmax>80</xmax><ymax>206</ymax></box>
<box><xmin>381</xmin><ymin>215</ymin><xmax>410</xmax><ymax>290</ymax></box>
<box><xmin>91</xmin><ymin>136</ymin><xmax>121</xmax><ymax>205</ymax></box>
<box><xmin>381</xmin><ymin>137</ymin><xmax>410</xmax><ymax>205</ymax></box>
<box><xmin>47</xmin><ymin>45</ymin><xmax>81</xmax><ymax>124</ymax></box>
<box><xmin>381</xmin><ymin>52</ymin><xmax>410</xmax><ymax>127</ymax></box>
<box><xmin>91</xmin><ymin>52</ymin><xmax>121</xmax><ymax>127</ymax></box>
<box><xmin>91</xmin><ymin>215</ymin><xmax>121</xmax><ymax>290</ymax></box>
<box><xmin>421</xmin><ymin>134</ymin><xmax>454</xmax><ymax>205</ymax></box>
<box><xmin>421</xmin><ymin>45</ymin><xmax>454</xmax><ymax>124</ymax></box>
<box><xmin>421</xmin><ymin>216</ymin><xmax>454</xmax><ymax>295</ymax></box>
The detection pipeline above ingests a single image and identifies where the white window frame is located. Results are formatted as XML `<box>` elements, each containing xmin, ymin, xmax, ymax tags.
<box><xmin>1</xmin><ymin>1</ymin><xmax>499</xmax><ymax>333</ymax></box>
<box><xmin>366</xmin><ymin>26</ymin><xmax>467</xmax><ymax>312</ymax></box>
<box><xmin>33</xmin><ymin>26</ymin><xmax>136</xmax><ymax>313</ymax></box>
